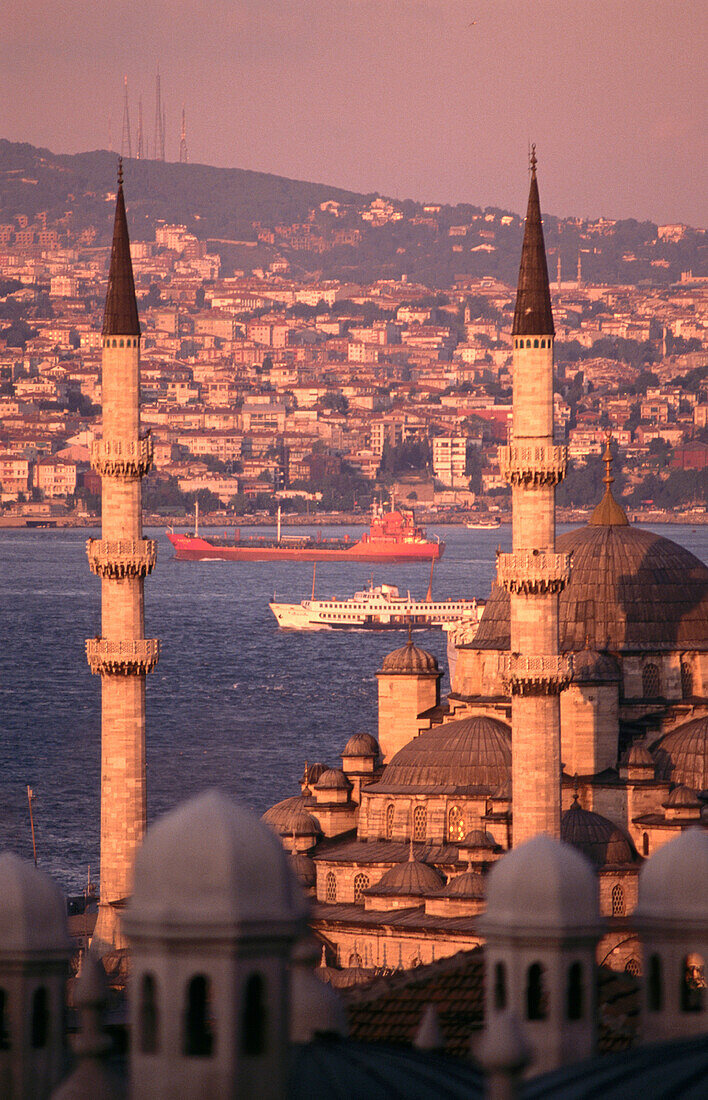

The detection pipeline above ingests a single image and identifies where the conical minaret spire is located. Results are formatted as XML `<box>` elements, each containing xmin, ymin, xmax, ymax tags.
<box><xmin>102</xmin><ymin>159</ymin><xmax>140</xmax><ymax>337</ymax></box>
<box><xmin>497</xmin><ymin>150</ymin><xmax>570</xmax><ymax>846</ymax></box>
<box><xmin>512</xmin><ymin>146</ymin><xmax>555</xmax><ymax>338</ymax></box>
<box><xmin>86</xmin><ymin>163</ymin><xmax>158</xmax><ymax>953</ymax></box>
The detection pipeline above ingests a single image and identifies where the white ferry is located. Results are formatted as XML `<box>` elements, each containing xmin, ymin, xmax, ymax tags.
<box><xmin>270</xmin><ymin>580</ymin><xmax>483</xmax><ymax>632</ymax></box>
<box><xmin>465</xmin><ymin>516</ymin><xmax>501</xmax><ymax>529</ymax></box>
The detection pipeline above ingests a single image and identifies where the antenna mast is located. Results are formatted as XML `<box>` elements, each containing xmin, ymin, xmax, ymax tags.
<box><xmin>121</xmin><ymin>75</ymin><xmax>132</xmax><ymax>159</ymax></box>
<box><xmin>137</xmin><ymin>97</ymin><xmax>144</xmax><ymax>159</ymax></box>
<box><xmin>154</xmin><ymin>69</ymin><xmax>165</xmax><ymax>160</ymax></box>
<box><xmin>179</xmin><ymin>105</ymin><xmax>189</xmax><ymax>163</ymax></box>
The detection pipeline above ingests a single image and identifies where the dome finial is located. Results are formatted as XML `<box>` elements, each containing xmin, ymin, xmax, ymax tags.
<box><xmin>529</xmin><ymin>142</ymin><xmax>537</xmax><ymax>178</ymax></box>
<box><xmin>117</xmin><ymin>156</ymin><xmax>123</xmax><ymax>187</ymax></box>
<box><xmin>603</xmin><ymin>431</ymin><xmax>614</xmax><ymax>489</ymax></box>
<box><xmin>409</xmin><ymin>833</ymin><xmax>415</xmax><ymax>862</ymax></box>
<box><xmin>589</xmin><ymin>431</ymin><xmax>629</xmax><ymax>526</ymax></box>
<box><xmin>572</xmin><ymin>773</ymin><xmax>580</xmax><ymax>804</ymax></box>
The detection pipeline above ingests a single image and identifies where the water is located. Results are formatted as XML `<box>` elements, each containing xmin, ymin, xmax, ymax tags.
<box><xmin>2</xmin><ymin>521</ymin><xmax>707</xmax><ymax>892</ymax></box>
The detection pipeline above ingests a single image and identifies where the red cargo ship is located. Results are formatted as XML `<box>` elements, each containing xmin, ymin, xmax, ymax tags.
<box><xmin>166</xmin><ymin>506</ymin><xmax>444</xmax><ymax>562</ymax></box>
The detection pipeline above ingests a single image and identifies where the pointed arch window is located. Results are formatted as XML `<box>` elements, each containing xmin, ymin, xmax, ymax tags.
<box><xmin>325</xmin><ymin>871</ymin><xmax>337</xmax><ymax>903</ymax></box>
<box><xmin>566</xmin><ymin>962</ymin><xmax>584</xmax><ymax>1020</ymax></box>
<box><xmin>30</xmin><ymin>987</ymin><xmax>49</xmax><ymax>1048</ymax></box>
<box><xmin>642</xmin><ymin>662</ymin><xmax>661</xmax><ymax>698</ymax></box>
<box><xmin>611</xmin><ymin>883</ymin><xmax>625</xmax><ymax>917</ymax></box>
<box><xmin>526</xmin><ymin>963</ymin><xmax>548</xmax><ymax>1020</ymax></box>
<box><xmin>681</xmin><ymin>661</ymin><xmax>693</xmax><ymax>699</ymax></box>
<box><xmin>353</xmin><ymin>873</ymin><xmax>369</xmax><ymax>903</ymax></box>
<box><xmin>413</xmin><ymin>804</ymin><xmax>426</xmax><ymax>842</ymax></box>
<box><xmin>241</xmin><ymin>973</ymin><xmax>267</xmax><ymax>1055</ymax></box>
<box><xmin>643</xmin><ymin>832</ymin><xmax>650</xmax><ymax>857</ymax></box>
<box><xmin>184</xmin><ymin>975</ymin><xmax>214</xmax><ymax>1057</ymax></box>
<box><xmin>139</xmin><ymin>973</ymin><xmax>159</xmax><ymax>1054</ymax></box>
<box><xmin>385</xmin><ymin>803</ymin><xmax>394</xmax><ymax>839</ymax></box>
<box><xmin>448</xmin><ymin>805</ymin><xmax>464</xmax><ymax>842</ymax></box>
<box><xmin>625</xmin><ymin>958</ymin><xmax>640</xmax><ymax>977</ymax></box>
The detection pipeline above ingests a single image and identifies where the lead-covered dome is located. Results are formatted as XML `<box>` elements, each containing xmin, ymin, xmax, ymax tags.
<box><xmin>653</xmin><ymin>717</ymin><xmax>708</xmax><ymax>793</ymax></box>
<box><xmin>263</xmin><ymin>794</ymin><xmax>318</xmax><ymax>837</ymax></box>
<box><xmin>366</xmin><ymin>857</ymin><xmax>443</xmax><ymax>897</ymax></box>
<box><xmin>380</xmin><ymin>640</ymin><xmax>439</xmax><ymax>675</ymax></box>
<box><xmin>473</xmin><ymin>521</ymin><xmax>708</xmax><ymax>654</ymax></box>
<box><xmin>342</xmin><ymin>733</ymin><xmax>380</xmax><ymax>758</ymax></box>
<box><xmin>372</xmin><ymin>715</ymin><xmax>511</xmax><ymax>794</ymax></box>
<box><xmin>561</xmin><ymin>801</ymin><xmax>639</xmax><ymax>868</ymax></box>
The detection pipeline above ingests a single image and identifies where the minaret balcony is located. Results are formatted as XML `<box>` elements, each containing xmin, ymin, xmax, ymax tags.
<box><xmin>86</xmin><ymin>538</ymin><xmax>158</xmax><ymax>579</ymax></box>
<box><xmin>90</xmin><ymin>435</ymin><xmax>153</xmax><ymax>478</ymax></box>
<box><xmin>499</xmin><ymin>652</ymin><xmax>572</xmax><ymax>696</ymax></box>
<box><xmin>496</xmin><ymin>550</ymin><xmax>571</xmax><ymax>595</ymax></box>
<box><xmin>499</xmin><ymin>443</ymin><xmax>567</xmax><ymax>487</ymax></box>
<box><xmin>86</xmin><ymin>637</ymin><xmax>160</xmax><ymax>676</ymax></box>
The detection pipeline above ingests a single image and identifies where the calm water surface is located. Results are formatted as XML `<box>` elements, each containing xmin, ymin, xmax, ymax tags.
<box><xmin>2</xmin><ymin>521</ymin><xmax>707</xmax><ymax>892</ymax></box>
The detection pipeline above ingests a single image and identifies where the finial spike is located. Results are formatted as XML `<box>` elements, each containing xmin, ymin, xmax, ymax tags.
<box><xmin>409</xmin><ymin>833</ymin><xmax>415</xmax><ymax>862</ymax></box>
<box><xmin>117</xmin><ymin>157</ymin><xmax>123</xmax><ymax>186</ymax></box>
<box><xmin>603</xmin><ymin>432</ymin><xmax>614</xmax><ymax>488</ymax></box>
<box><xmin>530</xmin><ymin>143</ymin><xmax>537</xmax><ymax>177</ymax></box>
<box><xmin>572</xmin><ymin>773</ymin><xmax>580</xmax><ymax>804</ymax></box>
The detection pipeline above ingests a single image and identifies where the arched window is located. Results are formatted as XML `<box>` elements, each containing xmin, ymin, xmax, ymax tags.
<box><xmin>533</xmin><ymin>338</ymin><xmax>539</xmax><ymax>348</ymax></box>
<box><xmin>0</xmin><ymin>989</ymin><xmax>8</xmax><ymax>1050</ymax></box>
<box><xmin>493</xmin><ymin>962</ymin><xmax>507</xmax><ymax>1011</ymax></box>
<box><xmin>681</xmin><ymin>661</ymin><xmax>693</xmax><ymax>699</ymax></box>
<box><xmin>325</xmin><ymin>871</ymin><xmax>337</xmax><ymax>903</ymax></box>
<box><xmin>139</xmin><ymin>973</ymin><xmax>159</xmax><ymax>1054</ymax></box>
<box><xmin>611</xmin><ymin>883</ymin><xmax>625</xmax><ymax>917</ymax></box>
<box><xmin>625</xmin><ymin>958</ymin><xmax>641</xmax><ymax>978</ymax></box>
<box><xmin>526</xmin><ymin>963</ymin><xmax>548</xmax><ymax>1020</ymax></box>
<box><xmin>643</xmin><ymin>832</ymin><xmax>650</xmax><ymax>857</ymax></box>
<box><xmin>241</xmin><ymin>973</ymin><xmax>267</xmax><ymax>1055</ymax></box>
<box><xmin>31</xmin><ymin>987</ymin><xmax>49</xmax><ymax>1049</ymax></box>
<box><xmin>349</xmin><ymin>951</ymin><xmax>362</xmax><ymax>968</ymax></box>
<box><xmin>413</xmin><ymin>804</ymin><xmax>426</xmax><ymax>842</ymax></box>
<box><xmin>566</xmin><ymin>962</ymin><xmax>584</xmax><ymax>1020</ymax></box>
<box><xmin>648</xmin><ymin>954</ymin><xmax>663</xmax><ymax>1012</ymax></box>
<box><xmin>353</xmin><ymin>873</ymin><xmax>370</xmax><ymax>903</ymax></box>
<box><xmin>184</xmin><ymin>975</ymin><xmax>214</xmax><ymax>1057</ymax></box>
<box><xmin>642</xmin><ymin>662</ymin><xmax>661</xmax><ymax>697</ymax></box>
<box><xmin>681</xmin><ymin>954</ymin><xmax>705</xmax><ymax>1013</ymax></box>
<box><xmin>540</xmin><ymin>339</ymin><xmax>546</xmax><ymax>348</ymax></box>
<box><xmin>385</xmin><ymin>803</ymin><xmax>394</xmax><ymax>840</ymax></box>
<box><xmin>526</xmin><ymin>339</ymin><xmax>532</xmax><ymax>348</ymax></box>
<box><xmin>448</xmin><ymin>805</ymin><xmax>464</xmax><ymax>842</ymax></box>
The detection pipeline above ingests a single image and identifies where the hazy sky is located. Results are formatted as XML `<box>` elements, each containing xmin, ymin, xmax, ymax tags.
<box><xmin>5</xmin><ymin>1</ymin><xmax>707</xmax><ymax>224</ymax></box>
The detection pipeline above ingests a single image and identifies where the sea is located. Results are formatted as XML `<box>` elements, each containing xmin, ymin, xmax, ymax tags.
<box><xmin>2</xmin><ymin>521</ymin><xmax>708</xmax><ymax>894</ymax></box>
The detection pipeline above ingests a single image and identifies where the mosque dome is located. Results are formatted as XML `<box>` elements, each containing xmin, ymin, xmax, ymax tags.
<box><xmin>373</xmin><ymin>715</ymin><xmax>511</xmax><ymax>794</ymax></box>
<box><xmin>314</xmin><ymin>768</ymin><xmax>352</xmax><ymax>792</ymax></box>
<box><xmin>636</xmin><ymin>827</ymin><xmax>708</xmax><ymax>927</ymax></box>
<box><xmin>472</xmin><ymin>506</ymin><xmax>708</xmax><ymax>654</ymax></box>
<box><xmin>625</xmin><ymin>744</ymin><xmax>655</xmax><ymax>768</ymax></box>
<box><xmin>480</xmin><ymin>835</ymin><xmax>600</xmax><ymax>933</ymax></box>
<box><xmin>262</xmin><ymin>794</ymin><xmax>319</xmax><ymax>837</ymax></box>
<box><xmin>290</xmin><ymin>853</ymin><xmax>317</xmax><ymax>889</ymax></box>
<box><xmin>439</xmin><ymin>870</ymin><xmax>486</xmax><ymax>899</ymax></box>
<box><xmin>662</xmin><ymin>784</ymin><xmax>702</xmax><ymax>810</ymax></box>
<box><xmin>652</xmin><ymin>717</ymin><xmax>708</xmax><ymax>792</ymax></box>
<box><xmin>302</xmin><ymin>762</ymin><xmax>327</xmax><ymax>788</ymax></box>
<box><xmin>0</xmin><ymin>852</ymin><xmax>69</xmax><ymax>954</ymax></box>
<box><xmin>366</xmin><ymin>857</ymin><xmax>443</xmax><ymax>897</ymax></box>
<box><xmin>572</xmin><ymin>646</ymin><xmax>621</xmax><ymax>685</ymax></box>
<box><xmin>342</xmin><ymin>733</ymin><xmax>380</xmax><ymax>758</ymax></box>
<box><xmin>127</xmin><ymin>789</ymin><xmax>309</xmax><ymax>930</ymax></box>
<box><xmin>381</xmin><ymin>640</ymin><xmax>439</xmax><ymax>675</ymax></box>
<box><xmin>460</xmin><ymin>829</ymin><xmax>500</xmax><ymax>851</ymax></box>
<box><xmin>561</xmin><ymin>801</ymin><xmax>639</xmax><ymax>868</ymax></box>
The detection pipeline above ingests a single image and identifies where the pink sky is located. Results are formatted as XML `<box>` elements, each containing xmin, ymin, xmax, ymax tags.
<box><xmin>5</xmin><ymin>1</ymin><xmax>707</xmax><ymax>224</ymax></box>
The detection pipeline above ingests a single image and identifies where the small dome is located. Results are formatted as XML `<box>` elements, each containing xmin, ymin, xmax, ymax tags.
<box><xmin>663</xmin><ymin>784</ymin><xmax>701</xmax><ymax>809</ymax></box>
<box><xmin>624</xmin><ymin>744</ymin><xmax>654</xmax><ymax>768</ymax></box>
<box><xmin>460</xmin><ymin>829</ymin><xmax>499</xmax><ymax>851</ymax></box>
<box><xmin>480</xmin><ymin>835</ymin><xmax>600</xmax><ymax>933</ymax></box>
<box><xmin>376</xmin><ymin>715</ymin><xmax>511</xmax><ymax>794</ymax></box>
<box><xmin>561</xmin><ymin>801</ymin><xmax>639</xmax><ymax>868</ymax></box>
<box><xmin>127</xmin><ymin>790</ymin><xmax>309</xmax><ymax>931</ymax></box>
<box><xmin>440</xmin><ymin>870</ymin><xmax>486</xmax><ymax>899</ymax></box>
<box><xmin>653</xmin><ymin>717</ymin><xmax>708</xmax><ymax>792</ymax></box>
<box><xmin>262</xmin><ymin>794</ymin><xmax>317</xmax><ymax>836</ymax></box>
<box><xmin>0</xmin><ymin>853</ymin><xmax>69</xmax><ymax>954</ymax></box>
<box><xmin>314</xmin><ymin>768</ymin><xmax>352</xmax><ymax>792</ymax></box>
<box><xmin>367</xmin><ymin>857</ymin><xmax>443</xmax><ymax>897</ymax></box>
<box><xmin>572</xmin><ymin>647</ymin><xmax>621</xmax><ymax>685</ymax></box>
<box><xmin>342</xmin><ymin>732</ymin><xmax>380</xmax><ymax>758</ymax></box>
<box><xmin>302</xmin><ymin>762</ymin><xmax>327</xmax><ymax>787</ymax></box>
<box><xmin>636</xmin><ymin>827</ymin><xmax>708</xmax><ymax>926</ymax></box>
<box><xmin>290</xmin><ymin>853</ymin><xmax>317</xmax><ymax>888</ymax></box>
<box><xmin>381</xmin><ymin>640</ymin><xmax>439</xmax><ymax>675</ymax></box>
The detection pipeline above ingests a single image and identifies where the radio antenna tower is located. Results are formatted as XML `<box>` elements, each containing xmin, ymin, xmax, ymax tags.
<box><xmin>137</xmin><ymin>96</ymin><xmax>144</xmax><ymax>159</ymax></box>
<box><xmin>154</xmin><ymin>68</ymin><xmax>165</xmax><ymax>160</ymax></box>
<box><xmin>121</xmin><ymin>75</ymin><xmax>132</xmax><ymax>159</ymax></box>
<box><xmin>179</xmin><ymin>105</ymin><xmax>188</xmax><ymax>163</ymax></box>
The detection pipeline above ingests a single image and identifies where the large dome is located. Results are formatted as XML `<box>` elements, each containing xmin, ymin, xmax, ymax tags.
<box><xmin>372</xmin><ymin>715</ymin><xmax>511</xmax><ymax>794</ymax></box>
<box><xmin>652</xmin><ymin>717</ymin><xmax>708</xmax><ymax>793</ymax></box>
<box><xmin>473</xmin><ymin>521</ymin><xmax>708</xmax><ymax>653</ymax></box>
<box><xmin>561</xmin><ymin>801</ymin><xmax>639</xmax><ymax>868</ymax></box>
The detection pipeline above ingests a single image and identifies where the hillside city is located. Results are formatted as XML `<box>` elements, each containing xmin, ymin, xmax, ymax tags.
<box><xmin>1</xmin><ymin>166</ymin><xmax>708</xmax><ymax>527</ymax></box>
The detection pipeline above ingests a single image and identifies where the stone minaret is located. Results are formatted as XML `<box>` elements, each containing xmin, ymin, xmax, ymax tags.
<box><xmin>86</xmin><ymin>163</ymin><xmax>159</xmax><ymax>953</ymax></box>
<box><xmin>498</xmin><ymin>149</ymin><xmax>570</xmax><ymax>846</ymax></box>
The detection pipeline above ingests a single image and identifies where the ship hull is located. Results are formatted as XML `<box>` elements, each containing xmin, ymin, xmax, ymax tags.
<box><xmin>166</xmin><ymin>533</ymin><xmax>445</xmax><ymax>562</ymax></box>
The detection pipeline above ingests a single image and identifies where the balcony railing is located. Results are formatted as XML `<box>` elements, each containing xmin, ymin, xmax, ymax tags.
<box><xmin>498</xmin><ymin>443</ymin><xmax>567</xmax><ymax>487</ymax></box>
<box><xmin>496</xmin><ymin>550</ymin><xmax>571</xmax><ymax>595</ymax></box>
<box><xmin>86</xmin><ymin>637</ymin><xmax>160</xmax><ymax>676</ymax></box>
<box><xmin>499</xmin><ymin>652</ymin><xmax>572</xmax><ymax>696</ymax></box>
<box><xmin>90</xmin><ymin>435</ymin><xmax>153</xmax><ymax>478</ymax></box>
<box><xmin>86</xmin><ymin>538</ymin><xmax>158</xmax><ymax>579</ymax></box>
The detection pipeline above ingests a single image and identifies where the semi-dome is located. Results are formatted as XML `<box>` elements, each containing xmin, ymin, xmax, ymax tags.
<box><xmin>480</xmin><ymin>835</ymin><xmax>600</xmax><ymax>934</ymax></box>
<box><xmin>561</xmin><ymin>801</ymin><xmax>639</xmax><ymax>868</ymax></box>
<box><xmin>653</xmin><ymin>717</ymin><xmax>708</xmax><ymax>792</ymax></box>
<box><xmin>315</xmin><ymin>768</ymin><xmax>352</xmax><ymax>792</ymax></box>
<box><xmin>342</xmin><ymin>733</ymin><xmax>380</xmax><ymax>758</ymax></box>
<box><xmin>366</xmin><ymin>857</ymin><xmax>443</xmax><ymax>897</ymax></box>
<box><xmin>439</xmin><ymin>869</ymin><xmax>486</xmax><ymax>899</ymax></box>
<box><xmin>572</xmin><ymin>646</ymin><xmax>621</xmax><ymax>685</ymax></box>
<box><xmin>380</xmin><ymin>639</ymin><xmax>439</xmax><ymax>675</ymax></box>
<box><xmin>0</xmin><ymin>852</ymin><xmax>69</xmax><ymax>954</ymax></box>
<box><xmin>636</xmin><ymin>827</ymin><xmax>708</xmax><ymax>926</ymax></box>
<box><xmin>373</xmin><ymin>715</ymin><xmax>511</xmax><ymax>794</ymax></box>
<box><xmin>263</xmin><ymin>794</ymin><xmax>317</xmax><ymax>836</ymax></box>
<box><xmin>625</xmin><ymin>744</ymin><xmax>654</xmax><ymax>768</ymax></box>
<box><xmin>127</xmin><ymin>789</ymin><xmax>309</xmax><ymax>930</ymax></box>
<box><xmin>472</xmin><ymin>518</ymin><xmax>708</xmax><ymax>654</ymax></box>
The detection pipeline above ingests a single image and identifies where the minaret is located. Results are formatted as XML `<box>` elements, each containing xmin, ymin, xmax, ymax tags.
<box><xmin>498</xmin><ymin>149</ymin><xmax>571</xmax><ymax>846</ymax></box>
<box><xmin>86</xmin><ymin>162</ymin><xmax>159</xmax><ymax>953</ymax></box>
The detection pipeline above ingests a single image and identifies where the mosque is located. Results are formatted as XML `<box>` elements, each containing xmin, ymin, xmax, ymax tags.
<box><xmin>0</xmin><ymin>159</ymin><xmax>705</xmax><ymax>1097</ymax></box>
<box><xmin>263</xmin><ymin>154</ymin><xmax>708</xmax><ymax>977</ymax></box>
